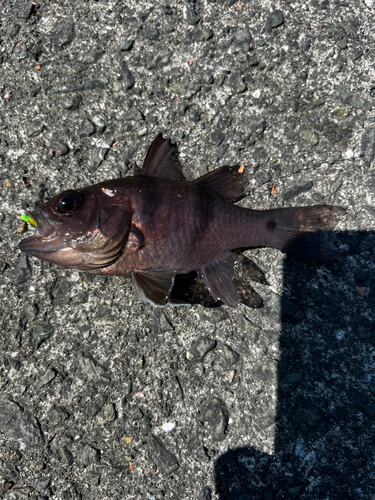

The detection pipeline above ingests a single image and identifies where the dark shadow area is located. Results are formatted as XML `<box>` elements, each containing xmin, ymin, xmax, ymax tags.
<box><xmin>215</xmin><ymin>231</ymin><xmax>375</xmax><ymax>499</ymax></box>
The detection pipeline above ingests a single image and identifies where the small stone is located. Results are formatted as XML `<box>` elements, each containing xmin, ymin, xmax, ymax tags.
<box><xmin>282</xmin><ymin>181</ymin><xmax>313</xmax><ymax>201</ymax></box>
<box><xmin>227</xmin><ymin>74</ymin><xmax>246</xmax><ymax>94</ymax></box>
<box><xmin>27</xmin><ymin>120</ymin><xmax>44</xmax><ymax>137</ymax></box>
<box><xmin>148</xmin><ymin>434</ymin><xmax>179</xmax><ymax>474</ymax></box>
<box><xmin>33</xmin><ymin>320</ymin><xmax>54</xmax><ymax>349</ymax></box>
<box><xmin>124</xmin><ymin>107</ymin><xmax>144</xmax><ymax>121</ymax></box>
<box><xmin>15</xmin><ymin>252</ymin><xmax>31</xmax><ymax>284</ymax></box>
<box><xmin>351</xmin><ymin>49</ymin><xmax>363</xmax><ymax>61</ymax></box>
<box><xmin>264</xmin><ymin>10</ymin><xmax>284</xmax><ymax>32</ymax></box>
<box><xmin>241</xmin><ymin>315</ymin><xmax>261</xmax><ymax>343</ymax></box>
<box><xmin>91</xmin><ymin>115</ymin><xmax>106</xmax><ymax>134</ymax></box>
<box><xmin>51</xmin><ymin>140</ymin><xmax>68</xmax><ymax>157</ymax></box>
<box><xmin>210</xmin><ymin>131</ymin><xmax>225</xmax><ymax>146</ymax></box>
<box><xmin>202</xmin><ymin>73</ymin><xmax>214</xmax><ymax>84</ymax></box>
<box><xmin>78</xmin><ymin>352</ymin><xmax>111</xmax><ymax>383</ymax></box>
<box><xmin>118</xmin><ymin>40</ymin><xmax>133</xmax><ymax>51</ymax></box>
<box><xmin>200</xmin><ymin>397</ymin><xmax>229</xmax><ymax>442</ymax></box>
<box><xmin>299</xmin><ymin>129</ymin><xmax>319</xmax><ymax>145</ymax></box>
<box><xmin>79</xmin><ymin>118</ymin><xmax>95</xmax><ymax>137</ymax></box>
<box><xmin>188</xmin><ymin>110</ymin><xmax>200</xmax><ymax>123</ymax></box>
<box><xmin>188</xmin><ymin>337</ymin><xmax>216</xmax><ymax>362</ymax></box>
<box><xmin>233</xmin><ymin>28</ymin><xmax>251</xmax><ymax>51</ymax></box>
<box><xmin>11</xmin><ymin>2</ymin><xmax>32</xmax><ymax>21</ymax></box>
<box><xmin>183</xmin><ymin>8</ymin><xmax>200</xmax><ymax>25</ymax></box>
<box><xmin>144</xmin><ymin>27</ymin><xmax>159</xmax><ymax>40</ymax></box>
<box><xmin>337</xmin><ymin>39</ymin><xmax>348</xmax><ymax>50</ymax></box>
<box><xmin>47</xmin><ymin>406</ymin><xmax>70</xmax><ymax>427</ymax></box>
<box><xmin>36</xmin><ymin>368</ymin><xmax>56</xmax><ymax>389</ymax></box>
<box><xmin>50</xmin><ymin>21</ymin><xmax>75</xmax><ymax>48</ymax></box>
<box><xmin>17</xmin><ymin>222</ymin><xmax>27</xmax><ymax>233</ymax></box>
<box><xmin>121</xmin><ymin>60</ymin><xmax>135</xmax><ymax>89</ymax></box>
<box><xmin>87</xmin><ymin>395</ymin><xmax>107</xmax><ymax>418</ymax></box>
<box><xmin>197</xmin><ymin>486</ymin><xmax>212</xmax><ymax>500</ymax></box>
<box><xmin>6</xmin><ymin>23</ymin><xmax>20</xmax><ymax>37</ymax></box>
<box><xmin>5</xmin><ymin>179</ymin><xmax>14</xmax><ymax>188</ymax></box>
<box><xmin>330</xmin><ymin>177</ymin><xmax>343</xmax><ymax>194</ymax></box>
<box><xmin>195</xmin><ymin>27</ymin><xmax>213</xmax><ymax>42</ymax></box>
<box><xmin>332</xmin><ymin>107</ymin><xmax>349</xmax><ymax>117</ymax></box>
<box><xmin>76</xmin><ymin>443</ymin><xmax>100</xmax><ymax>468</ymax></box>
<box><xmin>103</xmin><ymin>403</ymin><xmax>117</xmax><ymax>422</ymax></box>
<box><xmin>62</xmin><ymin>95</ymin><xmax>82</xmax><ymax>109</ymax></box>
<box><xmin>0</xmin><ymin>400</ymin><xmax>43</xmax><ymax>447</ymax></box>
<box><xmin>248</xmin><ymin>59</ymin><xmax>260</xmax><ymax>67</ymax></box>
<box><xmin>289</xmin><ymin>99</ymin><xmax>299</xmax><ymax>112</ymax></box>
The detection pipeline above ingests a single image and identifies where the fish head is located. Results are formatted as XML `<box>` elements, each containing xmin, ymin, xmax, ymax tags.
<box><xmin>19</xmin><ymin>186</ymin><xmax>132</xmax><ymax>270</ymax></box>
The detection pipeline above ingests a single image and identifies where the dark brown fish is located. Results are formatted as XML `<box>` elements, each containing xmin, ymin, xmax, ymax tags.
<box><xmin>19</xmin><ymin>133</ymin><xmax>344</xmax><ymax>307</ymax></box>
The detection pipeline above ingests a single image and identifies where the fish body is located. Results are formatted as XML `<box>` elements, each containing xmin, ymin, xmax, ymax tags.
<box><xmin>19</xmin><ymin>133</ymin><xmax>344</xmax><ymax>306</ymax></box>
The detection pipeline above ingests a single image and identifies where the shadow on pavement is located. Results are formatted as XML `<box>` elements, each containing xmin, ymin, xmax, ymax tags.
<box><xmin>215</xmin><ymin>230</ymin><xmax>375</xmax><ymax>499</ymax></box>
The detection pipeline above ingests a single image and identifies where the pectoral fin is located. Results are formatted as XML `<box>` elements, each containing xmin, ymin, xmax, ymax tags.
<box><xmin>200</xmin><ymin>252</ymin><xmax>241</xmax><ymax>307</ymax></box>
<box><xmin>133</xmin><ymin>270</ymin><xmax>177</xmax><ymax>306</ymax></box>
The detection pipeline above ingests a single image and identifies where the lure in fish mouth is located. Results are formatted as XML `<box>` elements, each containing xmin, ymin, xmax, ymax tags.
<box><xmin>19</xmin><ymin>133</ymin><xmax>345</xmax><ymax>307</ymax></box>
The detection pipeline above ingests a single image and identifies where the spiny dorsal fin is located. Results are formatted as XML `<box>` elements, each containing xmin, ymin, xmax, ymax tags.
<box><xmin>134</xmin><ymin>133</ymin><xmax>185</xmax><ymax>181</ymax></box>
<box><xmin>133</xmin><ymin>270</ymin><xmax>177</xmax><ymax>306</ymax></box>
<box><xmin>194</xmin><ymin>165</ymin><xmax>249</xmax><ymax>202</ymax></box>
<box><xmin>200</xmin><ymin>252</ymin><xmax>241</xmax><ymax>307</ymax></box>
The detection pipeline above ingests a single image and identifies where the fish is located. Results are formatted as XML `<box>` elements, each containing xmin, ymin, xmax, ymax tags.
<box><xmin>19</xmin><ymin>133</ymin><xmax>344</xmax><ymax>307</ymax></box>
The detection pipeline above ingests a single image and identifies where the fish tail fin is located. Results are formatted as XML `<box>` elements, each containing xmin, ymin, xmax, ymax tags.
<box><xmin>257</xmin><ymin>206</ymin><xmax>345</xmax><ymax>263</ymax></box>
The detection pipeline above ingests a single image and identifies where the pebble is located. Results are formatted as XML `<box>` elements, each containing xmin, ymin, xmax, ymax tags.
<box><xmin>79</xmin><ymin>118</ymin><xmax>95</xmax><ymax>137</ymax></box>
<box><xmin>195</xmin><ymin>27</ymin><xmax>214</xmax><ymax>42</ymax></box>
<box><xmin>121</xmin><ymin>60</ymin><xmax>135</xmax><ymax>89</ymax></box>
<box><xmin>76</xmin><ymin>443</ymin><xmax>100</xmax><ymax>467</ymax></box>
<box><xmin>27</xmin><ymin>120</ymin><xmax>45</xmax><ymax>137</ymax></box>
<box><xmin>15</xmin><ymin>252</ymin><xmax>31</xmax><ymax>284</ymax></box>
<box><xmin>36</xmin><ymin>368</ymin><xmax>57</xmax><ymax>389</ymax></box>
<box><xmin>33</xmin><ymin>320</ymin><xmax>54</xmax><ymax>350</ymax></box>
<box><xmin>103</xmin><ymin>403</ymin><xmax>117</xmax><ymax>422</ymax></box>
<box><xmin>187</xmin><ymin>337</ymin><xmax>216</xmax><ymax>363</ymax></box>
<box><xmin>233</xmin><ymin>28</ymin><xmax>251</xmax><ymax>52</ymax></box>
<box><xmin>264</xmin><ymin>10</ymin><xmax>284</xmax><ymax>32</ymax></box>
<box><xmin>200</xmin><ymin>397</ymin><xmax>229</xmax><ymax>442</ymax></box>
<box><xmin>118</xmin><ymin>40</ymin><xmax>134</xmax><ymax>51</ymax></box>
<box><xmin>210</xmin><ymin>131</ymin><xmax>225</xmax><ymax>146</ymax></box>
<box><xmin>282</xmin><ymin>180</ymin><xmax>313</xmax><ymax>201</ymax></box>
<box><xmin>148</xmin><ymin>434</ymin><xmax>179</xmax><ymax>474</ymax></box>
<box><xmin>5</xmin><ymin>179</ymin><xmax>14</xmax><ymax>188</ymax></box>
<box><xmin>351</xmin><ymin>49</ymin><xmax>363</xmax><ymax>61</ymax></box>
<box><xmin>62</xmin><ymin>95</ymin><xmax>82</xmax><ymax>109</ymax></box>
<box><xmin>47</xmin><ymin>406</ymin><xmax>70</xmax><ymax>427</ymax></box>
<box><xmin>336</xmin><ymin>85</ymin><xmax>372</xmax><ymax>111</ymax></box>
<box><xmin>50</xmin><ymin>21</ymin><xmax>76</xmax><ymax>48</ymax></box>
<box><xmin>299</xmin><ymin>129</ymin><xmax>319</xmax><ymax>145</ymax></box>
<box><xmin>0</xmin><ymin>400</ymin><xmax>43</xmax><ymax>447</ymax></box>
<box><xmin>16</xmin><ymin>222</ymin><xmax>27</xmax><ymax>233</ymax></box>
<box><xmin>51</xmin><ymin>140</ymin><xmax>68</xmax><ymax>157</ymax></box>
<box><xmin>144</xmin><ymin>27</ymin><xmax>160</xmax><ymax>40</ymax></box>
<box><xmin>91</xmin><ymin>115</ymin><xmax>106</xmax><ymax>134</ymax></box>
<box><xmin>11</xmin><ymin>2</ymin><xmax>32</xmax><ymax>21</ymax></box>
<box><xmin>183</xmin><ymin>7</ymin><xmax>200</xmax><ymax>25</ymax></box>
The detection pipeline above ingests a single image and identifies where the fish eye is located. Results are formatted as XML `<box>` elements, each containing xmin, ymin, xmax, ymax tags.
<box><xmin>54</xmin><ymin>191</ymin><xmax>85</xmax><ymax>214</ymax></box>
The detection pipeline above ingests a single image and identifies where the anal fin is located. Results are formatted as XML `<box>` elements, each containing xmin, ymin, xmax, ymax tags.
<box><xmin>200</xmin><ymin>252</ymin><xmax>241</xmax><ymax>307</ymax></box>
<box><xmin>133</xmin><ymin>270</ymin><xmax>176</xmax><ymax>306</ymax></box>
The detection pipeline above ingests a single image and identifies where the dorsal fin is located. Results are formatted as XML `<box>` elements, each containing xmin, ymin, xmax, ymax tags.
<box><xmin>134</xmin><ymin>133</ymin><xmax>185</xmax><ymax>180</ymax></box>
<box><xmin>194</xmin><ymin>165</ymin><xmax>249</xmax><ymax>202</ymax></box>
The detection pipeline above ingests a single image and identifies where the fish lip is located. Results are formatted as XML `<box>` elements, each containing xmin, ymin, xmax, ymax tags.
<box><xmin>18</xmin><ymin>210</ymin><xmax>63</xmax><ymax>254</ymax></box>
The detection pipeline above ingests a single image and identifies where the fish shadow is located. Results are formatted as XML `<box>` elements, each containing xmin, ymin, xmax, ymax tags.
<box><xmin>214</xmin><ymin>230</ymin><xmax>375</xmax><ymax>499</ymax></box>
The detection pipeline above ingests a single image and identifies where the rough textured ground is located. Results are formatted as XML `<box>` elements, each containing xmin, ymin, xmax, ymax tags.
<box><xmin>1</xmin><ymin>0</ymin><xmax>375</xmax><ymax>499</ymax></box>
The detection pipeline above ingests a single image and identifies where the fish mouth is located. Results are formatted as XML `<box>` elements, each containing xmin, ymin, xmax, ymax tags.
<box><xmin>18</xmin><ymin>210</ymin><xmax>64</xmax><ymax>255</ymax></box>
